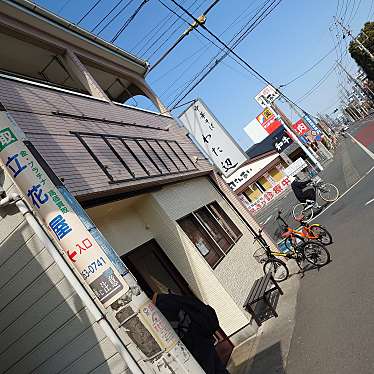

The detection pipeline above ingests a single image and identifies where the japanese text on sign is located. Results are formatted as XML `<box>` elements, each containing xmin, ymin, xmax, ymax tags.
<box><xmin>179</xmin><ymin>99</ymin><xmax>247</xmax><ymax>177</ymax></box>
<box><xmin>0</xmin><ymin>111</ymin><xmax>128</xmax><ymax>307</ymax></box>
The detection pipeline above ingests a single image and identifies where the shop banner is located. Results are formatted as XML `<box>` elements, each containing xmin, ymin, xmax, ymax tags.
<box><xmin>179</xmin><ymin>99</ymin><xmax>247</xmax><ymax>177</ymax></box>
<box><xmin>0</xmin><ymin>112</ymin><xmax>129</xmax><ymax>307</ymax></box>
<box><xmin>239</xmin><ymin>176</ymin><xmax>293</xmax><ymax>215</ymax></box>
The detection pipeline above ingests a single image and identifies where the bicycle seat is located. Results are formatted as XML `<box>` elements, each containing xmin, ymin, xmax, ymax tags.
<box><xmin>294</xmin><ymin>215</ymin><xmax>305</xmax><ymax>222</ymax></box>
<box><xmin>281</xmin><ymin>231</ymin><xmax>292</xmax><ymax>238</ymax></box>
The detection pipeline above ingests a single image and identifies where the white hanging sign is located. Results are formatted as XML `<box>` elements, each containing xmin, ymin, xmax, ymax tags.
<box><xmin>179</xmin><ymin>99</ymin><xmax>247</xmax><ymax>177</ymax></box>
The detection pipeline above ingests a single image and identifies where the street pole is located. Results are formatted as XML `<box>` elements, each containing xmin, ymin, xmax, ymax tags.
<box><xmin>149</xmin><ymin>0</ymin><xmax>220</xmax><ymax>72</ymax></box>
<box><xmin>268</xmin><ymin>103</ymin><xmax>323</xmax><ymax>171</ymax></box>
<box><xmin>337</xmin><ymin>61</ymin><xmax>374</xmax><ymax>100</ymax></box>
<box><xmin>334</xmin><ymin>17</ymin><xmax>374</xmax><ymax>62</ymax></box>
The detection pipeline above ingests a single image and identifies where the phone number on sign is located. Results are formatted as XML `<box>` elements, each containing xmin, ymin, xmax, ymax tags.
<box><xmin>81</xmin><ymin>256</ymin><xmax>107</xmax><ymax>280</ymax></box>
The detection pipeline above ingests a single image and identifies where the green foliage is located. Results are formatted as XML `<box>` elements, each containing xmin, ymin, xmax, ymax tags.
<box><xmin>349</xmin><ymin>22</ymin><xmax>374</xmax><ymax>81</ymax></box>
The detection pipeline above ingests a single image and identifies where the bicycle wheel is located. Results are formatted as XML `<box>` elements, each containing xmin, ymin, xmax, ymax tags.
<box><xmin>292</xmin><ymin>203</ymin><xmax>313</xmax><ymax>221</ymax></box>
<box><xmin>302</xmin><ymin>241</ymin><xmax>330</xmax><ymax>267</ymax></box>
<box><xmin>309</xmin><ymin>224</ymin><xmax>333</xmax><ymax>245</ymax></box>
<box><xmin>263</xmin><ymin>258</ymin><xmax>289</xmax><ymax>282</ymax></box>
<box><xmin>318</xmin><ymin>183</ymin><xmax>339</xmax><ymax>202</ymax></box>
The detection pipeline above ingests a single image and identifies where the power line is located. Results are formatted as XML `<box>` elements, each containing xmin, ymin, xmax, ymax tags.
<box><xmin>161</xmin><ymin>0</ymin><xmax>278</xmax><ymax>105</ymax></box>
<box><xmin>144</xmin><ymin>0</ymin><xmax>202</xmax><ymax>61</ymax></box>
<box><xmin>296</xmin><ymin>63</ymin><xmax>337</xmax><ymax>103</ymax></box>
<box><xmin>164</xmin><ymin>0</ymin><xmax>283</xmax><ymax>108</ymax></box>
<box><xmin>280</xmin><ymin>41</ymin><xmax>341</xmax><ymax>88</ymax></box>
<box><xmin>111</xmin><ymin>0</ymin><xmax>151</xmax><ymax>43</ymax></box>
<box><xmin>96</xmin><ymin>0</ymin><xmax>136</xmax><ymax>36</ymax></box>
<box><xmin>155</xmin><ymin>0</ymin><xmax>269</xmax><ymax>97</ymax></box>
<box><xmin>91</xmin><ymin>0</ymin><xmax>127</xmax><ymax>33</ymax></box>
<box><xmin>77</xmin><ymin>0</ymin><xmax>104</xmax><ymax>25</ymax></box>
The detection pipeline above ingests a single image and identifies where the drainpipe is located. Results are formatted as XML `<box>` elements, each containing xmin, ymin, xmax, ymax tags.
<box><xmin>0</xmin><ymin>192</ymin><xmax>143</xmax><ymax>374</ymax></box>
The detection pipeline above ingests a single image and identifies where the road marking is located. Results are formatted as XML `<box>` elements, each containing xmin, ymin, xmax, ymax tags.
<box><xmin>348</xmin><ymin>133</ymin><xmax>374</xmax><ymax>160</ymax></box>
<box><xmin>365</xmin><ymin>198</ymin><xmax>374</xmax><ymax>206</ymax></box>
<box><xmin>260</xmin><ymin>215</ymin><xmax>273</xmax><ymax>226</ymax></box>
<box><xmin>311</xmin><ymin>165</ymin><xmax>374</xmax><ymax>221</ymax></box>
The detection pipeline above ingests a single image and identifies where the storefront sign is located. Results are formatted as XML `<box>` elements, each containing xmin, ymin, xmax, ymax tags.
<box><xmin>223</xmin><ymin>153</ymin><xmax>279</xmax><ymax>191</ymax></box>
<box><xmin>283</xmin><ymin>157</ymin><xmax>308</xmax><ymax>177</ymax></box>
<box><xmin>179</xmin><ymin>99</ymin><xmax>247</xmax><ymax>177</ymax></box>
<box><xmin>240</xmin><ymin>176</ymin><xmax>293</xmax><ymax>215</ymax></box>
<box><xmin>0</xmin><ymin>112</ymin><xmax>129</xmax><ymax>307</ymax></box>
<box><xmin>292</xmin><ymin>119</ymin><xmax>310</xmax><ymax>136</ymax></box>
<box><xmin>255</xmin><ymin>85</ymin><xmax>280</xmax><ymax>108</ymax></box>
<box><xmin>273</xmin><ymin>130</ymin><xmax>293</xmax><ymax>153</ymax></box>
<box><xmin>256</xmin><ymin>107</ymin><xmax>282</xmax><ymax>135</ymax></box>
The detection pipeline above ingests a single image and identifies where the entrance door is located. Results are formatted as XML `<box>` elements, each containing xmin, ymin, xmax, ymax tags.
<box><xmin>122</xmin><ymin>239</ymin><xmax>192</xmax><ymax>298</ymax></box>
<box><xmin>122</xmin><ymin>240</ymin><xmax>234</xmax><ymax>365</ymax></box>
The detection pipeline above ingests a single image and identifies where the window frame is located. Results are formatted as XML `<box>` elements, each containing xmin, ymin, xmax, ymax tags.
<box><xmin>177</xmin><ymin>201</ymin><xmax>242</xmax><ymax>268</ymax></box>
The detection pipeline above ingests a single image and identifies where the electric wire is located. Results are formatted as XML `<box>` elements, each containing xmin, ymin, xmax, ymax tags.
<box><xmin>111</xmin><ymin>0</ymin><xmax>151</xmax><ymax>43</ymax></box>
<box><xmin>77</xmin><ymin>0</ymin><xmax>104</xmax><ymax>25</ymax></box>
<box><xmin>154</xmin><ymin>0</ymin><xmax>269</xmax><ymax>98</ymax></box>
<box><xmin>91</xmin><ymin>0</ymin><xmax>127</xmax><ymax>33</ymax></box>
<box><xmin>96</xmin><ymin>0</ymin><xmax>136</xmax><ymax>36</ymax></box>
<box><xmin>163</xmin><ymin>0</ymin><xmax>283</xmax><ymax>108</ymax></box>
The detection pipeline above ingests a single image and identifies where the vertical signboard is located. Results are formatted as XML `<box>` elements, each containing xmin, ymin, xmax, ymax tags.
<box><xmin>0</xmin><ymin>112</ymin><xmax>129</xmax><ymax>307</ymax></box>
<box><xmin>179</xmin><ymin>99</ymin><xmax>247</xmax><ymax>177</ymax></box>
<box><xmin>255</xmin><ymin>85</ymin><xmax>280</xmax><ymax>108</ymax></box>
<box><xmin>292</xmin><ymin>119</ymin><xmax>310</xmax><ymax>137</ymax></box>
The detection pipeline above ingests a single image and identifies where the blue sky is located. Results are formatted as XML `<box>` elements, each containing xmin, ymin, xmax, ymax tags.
<box><xmin>34</xmin><ymin>0</ymin><xmax>373</xmax><ymax>149</ymax></box>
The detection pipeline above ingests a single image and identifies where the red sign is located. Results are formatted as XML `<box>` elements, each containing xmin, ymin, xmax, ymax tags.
<box><xmin>292</xmin><ymin>119</ymin><xmax>310</xmax><ymax>136</ymax></box>
<box><xmin>256</xmin><ymin>108</ymin><xmax>281</xmax><ymax>135</ymax></box>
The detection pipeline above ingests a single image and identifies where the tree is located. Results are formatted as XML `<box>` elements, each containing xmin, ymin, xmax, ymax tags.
<box><xmin>349</xmin><ymin>22</ymin><xmax>374</xmax><ymax>81</ymax></box>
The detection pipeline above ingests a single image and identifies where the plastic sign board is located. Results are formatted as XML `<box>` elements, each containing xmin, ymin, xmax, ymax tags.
<box><xmin>255</xmin><ymin>85</ymin><xmax>280</xmax><ymax>108</ymax></box>
<box><xmin>292</xmin><ymin>119</ymin><xmax>310</xmax><ymax>136</ymax></box>
<box><xmin>0</xmin><ymin>112</ymin><xmax>129</xmax><ymax>308</ymax></box>
<box><xmin>256</xmin><ymin>107</ymin><xmax>282</xmax><ymax>135</ymax></box>
<box><xmin>179</xmin><ymin>99</ymin><xmax>247</xmax><ymax>177</ymax></box>
<box><xmin>273</xmin><ymin>130</ymin><xmax>293</xmax><ymax>153</ymax></box>
<box><xmin>244</xmin><ymin>107</ymin><xmax>282</xmax><ymax>145</ymax></box>
<box><xmin>283</xmin><ymin>157</ymin><xmax>308</xmax><ymax>177</ymax></box>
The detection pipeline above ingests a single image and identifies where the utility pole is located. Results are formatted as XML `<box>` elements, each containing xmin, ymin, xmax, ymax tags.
<box><xmin>149</xmin><ymin>0</ymin><xmax>220</xmax><ymax>72</ymax></box>
<box><xmin>337</xmin><ymin>61</ymin><xmax>374</xmax><ymax>100</ymax></box>
<box><xmin>334</xmin><ymin>17</ymin><xmax>374</xmax><ymax>62</ymax></box>
<box><xmin>267</xmin><ymin>102</ymin><xmax>323</xmax><ymax>171</ymax></box>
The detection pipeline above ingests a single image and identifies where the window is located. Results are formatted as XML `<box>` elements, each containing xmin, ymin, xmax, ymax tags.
<box><xmin>178</xmin><ymin>202</ymin><xmax>242</xmax><ymax>268</ymax></box>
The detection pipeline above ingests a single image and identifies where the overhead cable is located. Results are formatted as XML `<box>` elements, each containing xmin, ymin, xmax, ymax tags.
<box><xmin>96</xmin><ymin>0</ymin><xmax>136</xmax><ymax>36</ymax></box>
<box><xmin>111</xmin><ymin>0</ymin><xmax>151</xmax><ymax>43</ymax></box>
<box><xmin>91</xmin><ymin>0</ymin><xmax>127</xmax><ymax>33</ymax></box>
<box><xmin>77</xmin><ymin>0</ymin><xmax>104</xmax><ymax>25</ymax></box>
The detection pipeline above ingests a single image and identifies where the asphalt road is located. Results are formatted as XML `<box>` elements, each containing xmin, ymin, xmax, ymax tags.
<box><xmin>256</xmin><ymin>118</ymin><xmax>374</xmax><ymax>242</ymax></box>
<box><xmin>285</xmin><ymin>117</ymin><xmax>374</xmax><ymax>374</ymax></box>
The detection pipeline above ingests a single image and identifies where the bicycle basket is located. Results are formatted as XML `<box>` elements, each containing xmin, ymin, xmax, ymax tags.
<box><xmin>253</xmin><ymin>247</ymin><xmax>269</xmax><ymax>264</ymax></box>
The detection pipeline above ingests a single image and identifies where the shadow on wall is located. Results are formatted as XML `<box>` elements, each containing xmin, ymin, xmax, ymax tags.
<box><xmin>0</xmin><ymin>173</ymin><xmax>119</xmax><ymax>372</ymax></box>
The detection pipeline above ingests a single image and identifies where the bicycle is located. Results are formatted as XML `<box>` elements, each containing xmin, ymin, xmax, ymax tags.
<box><xmin>276</xmin><ymin>211</ymin><xmax>333</xmax><ymax>250</ymax></box>
<box><xmin>253</xmin><ymin>226</ymin><xmax>330</xmax><ymax>283</ymax></box>
<box><xmin>292</xmin><ymin>177</ymin><xmax>339</xmax><ymax>220</ymax></box>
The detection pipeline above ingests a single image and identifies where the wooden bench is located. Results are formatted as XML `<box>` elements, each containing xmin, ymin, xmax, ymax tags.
<box><xmin>243</xmin><ymin>271</ymin><xmax>283</xmax><ymax>326</ymax></box>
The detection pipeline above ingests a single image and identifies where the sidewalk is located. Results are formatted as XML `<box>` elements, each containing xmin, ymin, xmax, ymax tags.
<box><xmin>227</xmin><ymin>261</ymin><xmax>301</xmax><ymax>373</ymax></box>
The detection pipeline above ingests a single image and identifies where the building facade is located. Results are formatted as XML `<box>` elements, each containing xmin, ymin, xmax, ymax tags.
<box><xmin>0</xmin><ymin>1</ymin><xmax>278</xmax><ymax>372</ymax></box>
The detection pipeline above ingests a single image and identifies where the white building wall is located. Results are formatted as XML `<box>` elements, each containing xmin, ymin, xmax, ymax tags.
<box><xmin>87</xmin><ymin>176</ymin><xmax>266</xmax><ymax>337</ymax></box>
<box><xmin>149</xmin><ymin>177</ymin><xmax>264</xmax><ymax>314</ymax></box>
<box><xmin>87</xmin><ymin>198</ymin><xmax>153</xmax><ymax>257</ymax></box>
<box><xmin>0</xmin><ymin>167</ymin><xmax>129</xmax><ymax>374</ymax></box>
